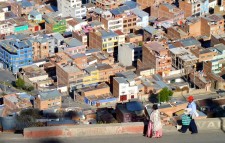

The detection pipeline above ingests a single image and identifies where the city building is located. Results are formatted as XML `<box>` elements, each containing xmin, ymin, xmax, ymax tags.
<box><xmin>0</xmin><ymin>39</ymin><xmax>33</xmax><ymax>73</ymax></box>
<box><xmin>132</xmin><ymin>8</ymin><xmax>149</xmax><ymax>28</ymax></box>
<box><xmin>67</xmin><ymin>18</ymin><xmax>88</xmax><ymax>32</ymax></box>
<box><xmin>151</xmin><ymin>3</ymin><xmax>184</xmax><ymax>24</ymax></box>
<box><xmin>137</xmin><ymin>0</ymin><xmax>174</xmax><ymax>10</ymax></box>
<box><xmin>172</xmin><ymin>37</ymin><xmax>201</xmax><ymax>50</ymax></box>
<box><xmin>113</xmin><ymin>77</ymin><xmax>139</xmax><ymax>102</ymax></box>
<box><xmin>81</xmin><ymin>83</ymin><xmax>117</xmax><ymax>106</ymax></box>
<box><xmin>20</xmin><ymin>65</ymin><xmax>52</xmax><ymax>89</ymax></box>
<box><xmin>70</xmin><ymin>53</ymin><xmax>87</xmax><ymax>70</ymax></box>
<box><xmin>169</xmin><ymin>47</ymin><xmax>198</xmax><ymax>72</ymax></box>
<box><xmin>208</xmin><ymin>44</ymin><xmax>225</xmax><ymax>74</ymax></box>
<box><xmin>115</xmin><ymin>101</ymin><xmax>145</xmax><ymax>122</ymax></box>
<box><xmin>209</xmin><ymin>0</ymin><xmax>217</xmax><ymax>9</ymax></box>
<box><xmin>11</xmin><ymin>0</ymin><xmax>34</xmax><ymax>17</ymax></box>
<box><xmin>84</xmin><ymin>63</ymin><xmax>125</xmax><ymax>85</ymax></box>
<box><xmin>143</xmin><ymin>26</ymin><xmax>162</xmax><ymax>41</ymax></box>
<box><xmin>95</xmin><ymin>0</ymin><xmax>124</xmax><ymax>10</ymax></box>
<box><xmin>28</xmin><ymin>10</ymin><xmax>42</xmax><ymax>22</ymax></box>
<box><xmin>4</xmin><ymin>93</ymin><xmax>33</xmax><ymax>111</ymax></box>
<box><xmin>190</xmin><ymin>47</ymin><xmax>216</xmax><ymax>62</ymax></box>
<box><xmin>167</xmin><ymin>26</ymin><xmax>189</xmax><ymax>40</ymax></box>
<box><xmin>201</xmin><ymin>14</ymin><xmax>224</xmax><ymax>38</ymax></box>
<box><xmin>43</xmin><ymin>12</ymin><xmax>67</xmax><ymax>34</ymax></box>
<box><xmin>125</xmin><ymin>33</ymin><xmax>143</xmax><ymax>44</ymax></box>
<box><xmin>100</xmin><ymin>11</ymin><xmax>123</xmax><ymax>32</ymax></box>
<box><xmin>111</xmin><ymin>8</ymin><xmax>138</xmax><ymax>34</ymax></box>
<box><xmin>211</xmin><ymin>34</ymin><xmax>225</xmax><ymax>46</ymax></box>
<box><xmin>179</xmin><ymin>0</ymin><xmax>209</xmax><ymax>18</ymax></box>
<box><xmin>57</xmin><ymin>0</ymin><xmax>87</xmax><ymax>18</ymax></box>
<box><xmin>53</xmin><ymin>52</ymin><xmax>84</xmax><ymax>87</ymax></box>
<box><xmin>86</xmin><ymin>50</ymin><xmax>115</xmax><ymax>65</ymax></box>
<box><xmin>189</xmin><ymin>71</ymin><xmax>211</xmax><ymax>90</ymax></box>
<box><xmin>35</xmin><ymin>90</ymin><xmax>62</xmax><ymax>110</ymax></box>
<box><xmin>62</xmin><ymin>38</ymin><xmax>87</xmax><ymax>54</ymax></box>
<box><xmin>42</xmin><ymin>33</ymin><xmax>62</xmax><ymax>56</ymax></box>
<box><xmin>140</xmin><ymin>41</ymin><xmax>172</xmax><ymax>76</ymax></box>
<box><xmin>0</xmin><ymin>19</ymin><xmax>15</xmax><ymax>39</ymax></box>
<box><xmin>0</xmin><ymin>2</ymin><xmax>10</xmax><ymax>21</ymax></box>
<box><xmin>118</xmin><ymin>43</ymin><xmax>142</xmax><ymax>67</ymax></box>
<box><xmin>132</xmin><ymin>8</ymin><xmax>149</xmax><ymax>27</ymax></box>
<box><xmin>179</xmin><ymin>16</ymin><xmax>202</xmax><ymax>38</ymax></box>
<box><xmin>89</xmin><ymin>28</ymin><xmax>120</xmax><ymax>54</ymax></box>
<box><xmin>30</xmin><ymin>38</ymin><xmax>49</xmax><ymax>61</ymax></box>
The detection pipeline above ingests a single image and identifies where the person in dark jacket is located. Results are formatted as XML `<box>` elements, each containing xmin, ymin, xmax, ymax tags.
<box><xmin>179</xmin><ymin>108</ymin><xmax>192</xmax><ymax>133</ymax></box>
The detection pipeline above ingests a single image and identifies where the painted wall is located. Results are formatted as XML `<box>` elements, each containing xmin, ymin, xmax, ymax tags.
<box><xmin>28</xmin><ymin>14</ymin><xmax>42</xmax><ymax>21</ymax></box>
<box><xmin>0</xmin><ymin>44</ymin><xmax>33</xmax><ymax>73</ymax></box>
<box><xmin>14</xmin><ymin>25</ymin><xmax>29</xmax><ymax>32</ymax></box>
<box><xmin>53</xmin><ymin>20</ymin><xmax>67</xmax><ymax>33</ymax></box>
<box><xmin>200</xmin><ymin>0</ymin><xmax>209</xmax><ymax>15</ymax></box>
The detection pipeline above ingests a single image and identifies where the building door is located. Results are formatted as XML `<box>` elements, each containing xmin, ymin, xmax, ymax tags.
<box><xmin>131</xmin><ymin>95</ymin><xmax>134</xmax><ymax>99</ymax></box>
<box><xmin>35</xmin><ymin>26</ymin><xmax>39</xmax><ymax>31</ymax></box>
<box><xmin>120</xmin><ymin>95</ymin><xmax>127</xmax><ymax>102</ymax></box>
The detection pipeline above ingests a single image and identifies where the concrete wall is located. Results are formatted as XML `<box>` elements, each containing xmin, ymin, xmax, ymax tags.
<box><xmin>173</xmin><ymin>89</ymin><xmax>211</xmax><ymax>97</ymax></box>
<box><xmin>24</xmin><ymin>118</ymin><xmax>225</xmax><ymax>139</ymax></box>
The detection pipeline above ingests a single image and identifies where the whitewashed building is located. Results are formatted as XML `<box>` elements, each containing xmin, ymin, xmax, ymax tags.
<box><xmin>57</xmin><ymin>0</ymin><xmax>86</xmax><ymax>18</ymax></box>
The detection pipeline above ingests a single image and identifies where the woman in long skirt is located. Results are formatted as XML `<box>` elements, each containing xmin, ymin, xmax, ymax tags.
<box><xmin>146</xmin><ymin>104</ymin><xmax>162</xmax><ymax>138</ymax></box>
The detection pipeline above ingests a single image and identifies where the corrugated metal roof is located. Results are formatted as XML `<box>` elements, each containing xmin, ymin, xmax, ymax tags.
<box><xmin>126</xmin><ymin>101</ymin><xmax>144</xmax><ymax>112</ymax></box>
<box><xmin>38</xmin><ymin>90</ymin><xmax>62</xmax><ymax>101</ymax></box>
<box><xmin>132</xmin><ymin>8</ymin><xmax>149</xmax><ymax>17</ymax></box>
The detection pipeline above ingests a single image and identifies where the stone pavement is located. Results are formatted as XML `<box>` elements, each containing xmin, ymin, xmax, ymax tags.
<box><xmin>0</xmin><ymin>130</ymin><xmax>224</xmax><ymax>143</ymax></box>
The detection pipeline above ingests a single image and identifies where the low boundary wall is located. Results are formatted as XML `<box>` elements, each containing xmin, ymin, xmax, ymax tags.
<box><xmin>24</xmin><ymin>118</ymin><xmax>225</xmax><ymax>138</ymax></box>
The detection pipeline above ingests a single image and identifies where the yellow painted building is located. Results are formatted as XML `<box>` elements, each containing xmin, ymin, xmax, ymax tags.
<box><xmin>102</xmin><ymin>37</ymin><xmax>118</xmax><ymax>53</ymax></box>
<box><xmin>89</xmin><ymin>29</ymin><xmax>119</xmax><ymax>54</ymax></box>
<box><xmin>83</xmin><ymin>70</ymin><xmax>100</xmax><ymax>85</ymax></box>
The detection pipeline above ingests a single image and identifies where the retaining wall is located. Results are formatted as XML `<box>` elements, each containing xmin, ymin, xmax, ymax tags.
<box><xmin>24</xmin><ymin>118</ymin><xmax>225</xmax><ymax>139</ymax></box>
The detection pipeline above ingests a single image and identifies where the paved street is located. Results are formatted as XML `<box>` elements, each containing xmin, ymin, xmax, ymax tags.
<box><xmin>0</xmin><ymin>131</ymin><xmax>224</xmax><ymax>143</ymax></box>
<box><xmin>0</xmin><ymin>70</ymin><xmax>16</xmax><ymax>83</ymax></box>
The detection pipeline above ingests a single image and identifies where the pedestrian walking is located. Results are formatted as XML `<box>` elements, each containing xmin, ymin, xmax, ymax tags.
<box><xmin>146</xmin><ymin>104</ymin><xmax>162</xmax><ymax>138</ymax></box>
<box><xmin>187</xmin><ymin>96</ymin><xmax>198</xmax><ymax>134</ymax></box>
<box><xmin>178</xmin><ymin>108</ymin><xmax>192</xmax><ymax>133</ymax></box>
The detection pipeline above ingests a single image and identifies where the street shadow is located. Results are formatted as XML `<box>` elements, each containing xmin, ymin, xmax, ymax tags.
<box><xmin>39</xmin><ymin>139</ymin><xmax>62</xmax><ymax>143</ymax></box>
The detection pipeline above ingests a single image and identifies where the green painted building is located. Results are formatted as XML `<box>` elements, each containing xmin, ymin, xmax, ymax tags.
<box><xmin>14</xmin><ymin>24</ymin><xmax>29</xmax><ymax>32</ymax></box>
<box><xmin>52</xmin><ymin>19</ymin><xmax>66</xmax><ymax>34</ymax></box>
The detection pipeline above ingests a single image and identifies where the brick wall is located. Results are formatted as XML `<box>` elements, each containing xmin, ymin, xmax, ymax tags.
<box><xmin>24</xmin><ymin>118</ymin><xmax>225</xmax><ymax>138</ymax></box>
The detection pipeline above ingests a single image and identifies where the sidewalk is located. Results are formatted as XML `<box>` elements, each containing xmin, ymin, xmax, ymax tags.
<box><xmin>0</xmin><ymin>133</ymin><xmax>24</xmax><ymax>140</ymax></box>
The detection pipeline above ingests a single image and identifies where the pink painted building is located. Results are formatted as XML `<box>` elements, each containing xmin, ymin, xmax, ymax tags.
<box><xmin>63</xmin><ymin>38</ymin><xmax>87</xmax><ymax>54</ymax></box>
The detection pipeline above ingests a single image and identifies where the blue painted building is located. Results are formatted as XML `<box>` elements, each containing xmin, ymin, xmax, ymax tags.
<box><xmin>0</xmin><ymin>40</ymin><xmax>33</xmax><ymax>73</ymax></box>
<box><xmin>200</xmin><ymin>0</ymin><xmax>209</xmax><ymax>16</ymax></box>
<box><xmin>28</xmin><ymin>10</ymin><xmax>42</xmax><ymax>21</ymax></box>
